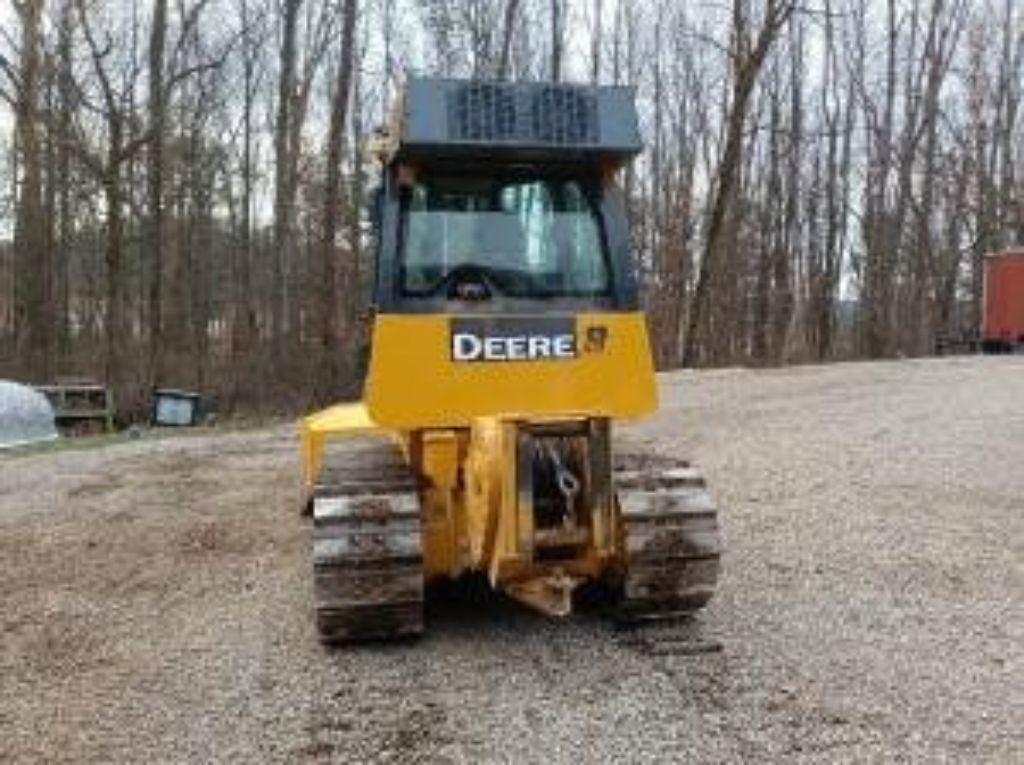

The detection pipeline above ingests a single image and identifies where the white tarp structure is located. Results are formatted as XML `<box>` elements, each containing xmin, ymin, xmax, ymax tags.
<box><xmin>0</xmin><ymin>380</ymin><xmax>59</xmax><ymax>449</ymax></box>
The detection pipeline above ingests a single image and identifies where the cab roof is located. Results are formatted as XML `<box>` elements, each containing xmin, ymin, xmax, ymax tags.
<box><xmin>390</xmin><ymin>77</ymin><xmax>642</xmax><ymax>167</ymax></box>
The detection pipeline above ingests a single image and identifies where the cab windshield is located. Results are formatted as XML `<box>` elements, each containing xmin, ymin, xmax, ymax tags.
<box><xmin>398</xmin><ymin>173</ymin><xmax>610</xmax><ymax>299</ymax></box>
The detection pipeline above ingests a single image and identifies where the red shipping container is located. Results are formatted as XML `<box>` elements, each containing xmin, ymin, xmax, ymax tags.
<box><xmin>982</xmin><ymin>250</ymin><xmax>1024</xmax><ymax>351</ymax></box>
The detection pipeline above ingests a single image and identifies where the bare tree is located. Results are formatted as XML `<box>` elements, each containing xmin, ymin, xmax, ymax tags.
<box><xmin>496</xmin><ymin>0</ymin><xmax>521</xmax><ymax>80</ymax></box>
<box><xmin>75</xmin><ymin>0</ymin><xmax>149</xmax><ymax>402</ymax></box>
<box><xmin>315</xmin><ymin>0</ymin><xmax>358</xmax><ymax>402</ymax></box>
<box><xmin>550</xmin><ymin>0</ymin><xmax>565</xmax><ymax>81</ymax></box>
<box><xmin>271</xmin><ymin>0</ymin><xmax>302</xmax><ymax>370</ymax></box>
<box><xmin>145</xmin><ymin>0</ymin><xmax>168</xmax><ymax>386</ymax></box>
<box><xmin>683</xmin><ymin>0</ymin><xmax>796</xmax><ymax>367</ymax></box>
<box><xmin>8</xmin><ymin>0</ymin><xmax>51</xmax><ymax>382</ymax></box>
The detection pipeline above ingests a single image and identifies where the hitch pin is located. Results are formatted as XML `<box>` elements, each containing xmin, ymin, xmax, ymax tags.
<box><xmin>544</xmin><ymin>442</ymin><xmax>581</xmax><ymax>520</ymax></box>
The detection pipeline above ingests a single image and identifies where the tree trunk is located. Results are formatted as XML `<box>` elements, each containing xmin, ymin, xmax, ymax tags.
<box><xmin>104</xmin><ymin>117</ymin><xmax>126</xmax><ymax>403</ymax></box>
<box><xmin>272</xmin><ymin>0</ymin><xmax>302</xmax><ymax>370</ymax></box>
<box><xmin>12</xmin><ymin>0</ymin><xmax>51</xmax><ymax>382</ymax></box>
<box><xmin>55</xmin><ymin>0</ymin><xmax>75</xmax><ymax>366</ymax></box>
<box><xmin>315</xmin><ymin>0</ymin><xmax>358</xmax><ymax>403</ymax></box>
<box><xmin>232</xmin><ymin>0</ymin><xmax>257</xmax><ymax>406</ymax></box>
<box><xmin>550</xmin><ymin>0</ymin><xmax>564</xmax><ymax>82</ymax></box>
<box><xmin>496</xmin><ymin>0</ymin><xmax>521</xmax><ymax>80</ymax></box>
<box><xmin>146</xmin><ymin>0</ymin><xmax>168</xmax><ymax>387</ymax></box>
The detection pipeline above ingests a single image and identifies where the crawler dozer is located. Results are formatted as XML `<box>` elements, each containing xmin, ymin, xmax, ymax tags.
<box><xmin>299</xmin><ymin>78</ymin><xmax>722</xmax><ymax>642</ymax></box>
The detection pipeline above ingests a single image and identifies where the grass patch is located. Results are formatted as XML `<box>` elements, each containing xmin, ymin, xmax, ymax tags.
<box><xmin>0</xmin><ymin>417</ymin><xmax>293</xmax><ymax>461</ymax></box>
<box><xmin>1</xmin><ymin>427</ymin><xmax>202</xmax><ymax>459</ymax></box>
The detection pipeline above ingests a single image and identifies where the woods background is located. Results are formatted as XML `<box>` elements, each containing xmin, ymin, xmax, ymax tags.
<box><xmin>0</xmin><ymin>0</ymin><xmax>1021</xmax><ymax>417</ymax></box>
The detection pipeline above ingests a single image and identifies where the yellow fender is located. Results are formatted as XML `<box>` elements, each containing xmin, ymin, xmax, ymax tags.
<box><xmin>299</xmin><ymin>402</ymin><xmax>382</xmax><ymax>487</ymax></box>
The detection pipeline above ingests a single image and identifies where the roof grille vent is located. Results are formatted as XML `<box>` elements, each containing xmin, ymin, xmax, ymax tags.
<box><xmin>448</xmin><ymin>83</ymin><xmax>519</xmax><ymax>142</ymax></box>
<box><xmin>446</xmin><ymin>82</ymin><xmax>599</xmax><ymax>146</ymax></box>
<box><xmin>530</xmin><ymin>86</ymin><xmax>598</xmax><ymax>145</ymax></box>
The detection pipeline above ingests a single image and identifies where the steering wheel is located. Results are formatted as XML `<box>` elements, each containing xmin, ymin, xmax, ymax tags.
<box><xmin>436</xmin><ymin>264</ymin><xmax>494</xmax><ymax>301</ymax></box>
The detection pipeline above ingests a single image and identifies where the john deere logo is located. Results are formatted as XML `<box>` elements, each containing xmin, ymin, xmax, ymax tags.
<box><xmin>583</xmin><ymin>326</ymin><xmax>609</xmax><ymax>353</ymax></box>
<box><xmin>451</xmin><ymin>317</ymin><xmax>576</xmax><ymax>362</ymax></box>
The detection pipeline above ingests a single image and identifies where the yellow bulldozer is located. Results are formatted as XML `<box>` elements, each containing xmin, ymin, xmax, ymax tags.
<box><xmin>299</xmin><ymin>78</ymin><xmax>722</xmax><ymax>642</ymax></box>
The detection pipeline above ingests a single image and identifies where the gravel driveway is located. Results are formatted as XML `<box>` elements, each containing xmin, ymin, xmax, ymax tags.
<box><xmin>1</xmin><ymin>357</ymin><xmax>1021</xmax><ymax>763</ymax></box>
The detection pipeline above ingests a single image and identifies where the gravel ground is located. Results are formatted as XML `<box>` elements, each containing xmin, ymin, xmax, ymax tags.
<box><xmin>1</xmin><ymin>356</ymin><xmax>1021</xmax><ymax>763</ymax></box>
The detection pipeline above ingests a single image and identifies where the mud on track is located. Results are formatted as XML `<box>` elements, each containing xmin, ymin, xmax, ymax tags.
<box><xmin>1</xmin><ymin>357</ymin><xmax>1022</xmax><ymax>762</ymax></box>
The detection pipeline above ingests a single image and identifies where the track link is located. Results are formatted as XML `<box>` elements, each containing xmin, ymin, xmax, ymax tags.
<box><xmin>614</xmin><ymin>452</ymin><xmax>722</xmax><ymax>622</ymax></box>
<box><xmin>312</xmin><ymin>436</ymin><xmax>424</xmax><ymax>643</ymax></box>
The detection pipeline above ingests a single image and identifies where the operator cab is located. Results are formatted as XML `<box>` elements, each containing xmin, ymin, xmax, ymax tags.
<box><xmin>369</xmin><ymin>78</ymin><xmax>642</xmax><ymax>315</ymax></box>
<box><xmin>373</xmin><ymin>162</ymin><xmax>638</xmax><ymax>313</ymax></box>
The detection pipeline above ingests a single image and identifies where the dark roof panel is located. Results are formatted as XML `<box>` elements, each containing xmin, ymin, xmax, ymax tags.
<box><xmin>397</xmin><ymin>78</ymin><xmax>642</xmax><ymax>163</ymax></box>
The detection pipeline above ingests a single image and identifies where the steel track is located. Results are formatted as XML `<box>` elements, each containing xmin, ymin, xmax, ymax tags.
<box><xmin>614</xmin><ymin>451</ymin><xmax>723</xmax><ymax>622</ymax></box>
<box><xmin>312</xmin><ymin>436</ymin><xmax>424</xmax><ymax>643</ymax></box>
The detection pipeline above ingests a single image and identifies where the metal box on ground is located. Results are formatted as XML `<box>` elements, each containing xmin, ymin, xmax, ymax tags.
<box><xmin>152</xmin><ymin>389</ymin><xmax>202</xmax><ymax>426</ymax></box>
